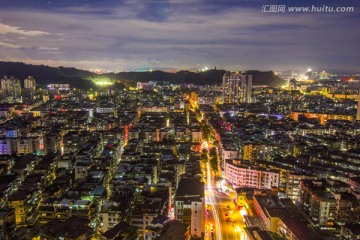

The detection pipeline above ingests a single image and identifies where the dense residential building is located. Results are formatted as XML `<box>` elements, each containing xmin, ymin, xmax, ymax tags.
<box><xmin>300</xmin><ymin>179</ymin><xmax>339</xmax><ymax>226</ymax></box>
<box><xmin>285</xmin><ymin>172</ymin><xmax>313</xmax><ymax>202</ymax></box>
<box><xmin>222</xmin><ymin>72</ymin><xmax>241</xmax><ymax>104</ymax></box>
<box><xmin>225</xmin><ymin>160</ymin><xmax>280</xmax><ymax>189</ymax></box>
<box><xmin>220</xmin><ymin>144</ymin><xmax>238</xmax><ymax>169</ymax></box>
<box><xmin>0</xmin><ymin>73</ymin><xmax>358</xmax><ymax>239</ymax></box>
<box><xmin>239</xmin><ymin>73</ymin><xmax>252</xmax><ymax>103</ymax></box>
<box><xmin>341</xmin><ymin>223</ymin><xmax>360</xmax><ymax>240</ymax></box>
<box><xmin>38</xmin><ymin>216</ymin><xmax>92</xmax><ymax>239</ymax></box>
<box><xmin>0</xmin><ymin>208</ymin><xmax>16</xmax><ymax>240</ymax></box>
<box><xmin>175</xmin><ymin>177</ymin><xmax>204</xmax><ymax>239</ymax></box>
<box><xmin>144</xmin><ymin>216</ymin><xmax>190</xmax><ymax>240</ymax></box>
<box><xmin>0</xmin><ymin>76</ymin><xmax>21</xmax><ymax>102</ymax></box>
<box><xmin>101</xmin><ymin>222</ymin><xmax>138</xmax><ymax>240</ymax></box>
<box><xmin>99</xmin><ymin>201</ymin><xmax>122</xmax><ymax>232</ymax></box>
<box><xmin>23</xmin><ymin>76</ymin><xmax>36</xmax><ymax>90</ymax></box>
<box><xmin>253</xmin><ymin>194</ymin><xmax>320</xmax><ymax>239</ymax></box>
<box><xmin>278</xmin><ymin>215</ymin><xmax>319</xmax><ymax>240</ymax></box>
<box><xmin>22</xmin><ymin>76</ymin><xmax>37</xmax><ymax>104</ymax></box>
<box><xmin>222</xmin><ymin>72</ymin><xmax>252</xmax><ymax>104</ymax></box>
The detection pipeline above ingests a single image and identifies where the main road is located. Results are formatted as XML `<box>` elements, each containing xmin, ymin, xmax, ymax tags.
<box><xmin>206</xmin><ymin>161</ymin><xmax>222</xmax><ymax>240</ymax></box>
<box><xmin>205</xmin><ymin>162</ymin><xmax>246</xmax><ymax>240</ymax></box>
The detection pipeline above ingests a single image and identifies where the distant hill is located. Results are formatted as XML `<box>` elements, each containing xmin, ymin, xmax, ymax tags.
<box><xmin>103</xmin><ymin>69</ymin><xmax>284</xmax><ymax>86</ymax></box>
<box><xmin>0</xmin><ymin>62</ymin><xmax>284</xmax><ymax>89</ymax></box>
<box><xmin>0</xmin><ymin>61</ymin><xmax>98</xmax><ymax>89</ymax></box>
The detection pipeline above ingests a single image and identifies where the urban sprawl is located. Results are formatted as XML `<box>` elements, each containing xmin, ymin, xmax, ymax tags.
<box><xmin>0</xmin><ymin>70</ymin><xmax>359</xmax><ymax>240</ymax></box>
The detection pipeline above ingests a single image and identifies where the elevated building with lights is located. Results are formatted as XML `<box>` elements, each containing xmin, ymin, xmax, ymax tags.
<box><xmin>0</xmin><ymin>76</ymin><xmax>21</xmax><ymax>102</ymax></box>
<box><xmin>22</xmin><ymin>76</ymin><xmax>36</xmax><ymax>104</ymax></box>
<box><xmin>222</xmin><ymin>72</ymin><xmax>252</xmax><ymax>104</ymax></box>
<box><xmin>174</xmin><ymin>177</ymin><xmax>204</xmax><ymax>239</ymax></box>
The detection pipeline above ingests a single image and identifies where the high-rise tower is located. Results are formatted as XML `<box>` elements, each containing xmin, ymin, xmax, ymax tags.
<box><xmin>0</xmin><ymin>76</ymin><xmax>21</xmax><ymax>101</ymax></box>
<box><xmin>24</xmin><ymin>76</ymin><xmax>36</xmax><ymax>90</ymax></box>
<box><xmin>240</xmin><ymin>74</ymin><xmax>252</xmax><ymax>103</ymax></box>
<box><xmin>23</xmin><ymin>76</ymin><xmax>36</xmax><ymax>104</ymax></box>
<box><xmin>222</xmin><ymin>72</ymin><xmax>252</xmax><ymax>104</ymax></box>
<box><xmin>222</xmin><ymin>72</ymin><xmax>240</xmax><ymax>104</ymax></box>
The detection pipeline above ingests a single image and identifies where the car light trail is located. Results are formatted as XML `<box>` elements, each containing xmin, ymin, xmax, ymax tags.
<box><xmin>207</xmin><ymin>162</ymin><xmax>222</xmax><ymax>240</ymax></box>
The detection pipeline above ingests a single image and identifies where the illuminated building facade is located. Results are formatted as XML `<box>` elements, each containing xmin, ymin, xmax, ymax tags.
<box><xmin>222</xmin><ymin>72</ymin><xmax>252</xmax><ymax>104</ymax></box>
<box><xmin>175</xmin><ymin>178</ymin><xmax>204</xmax><ymax>238</ymax></box>
<box><xmin>225</xmin><ymin>160</ymin><xmax>279</xmax><ymax>189</ymax></box>
<box><xmin>24</xmin><ymin>76</ymin><xmax>36</xmax><ymax>90</ymax></box>
<box><xmin>0</xmin><ymin>76</ymin><xmax>21</xmax><ymax>102</ymax></box>
<box><xmin>22</xmin><ymin>76</ymin><xmax>36</xmax><ymax>104</ymax></box>
<box><xmin>240</xmin><ymin>74</ymin><xmax>252</xmax><ymax>103</ymax></box>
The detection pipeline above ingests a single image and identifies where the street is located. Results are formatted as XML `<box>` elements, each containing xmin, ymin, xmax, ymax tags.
<box><xmin>205</xmin><ymin>162</ymin><xmax>246</xmax><ymax>240</ymax></box>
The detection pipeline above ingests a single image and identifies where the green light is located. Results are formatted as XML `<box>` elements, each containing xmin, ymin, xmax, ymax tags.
<box><xmin>87</xmin><ymin>76</ymin><xmax>114</xmax><ymax>86</ymax></box>
<box><xmin>95</xmin><ymin>81</ymin><xmax>113</xmax><ymax>86</ymax></box>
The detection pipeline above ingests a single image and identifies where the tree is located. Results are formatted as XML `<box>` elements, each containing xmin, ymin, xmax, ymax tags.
<box><xmin>210</xmin><ymin>156</ymin><xmax>219</xmax><ymax>173</ymax></box>
<box><xmin>209</xmin><ymin>147</ymin><xmax>219</xmax><ymax>172</ymax></box>
<box><xmin>201</xmin><ymin>149</ymin><xmax>209</xmax><ymax>162</ymax></box>
<box><xmin>209</xmin><ymin>147</ymin><xmax>217</xmax><ymax>157</ymax></box>
<box><xmin>194</xmin><ymin>108</ymin><xmax>201</xmax><ymax>119</ymax></box>
<box><xmin>200</xmin><ymin>124</ymin><xmax>211</xmax><ymax>141</ymax></box>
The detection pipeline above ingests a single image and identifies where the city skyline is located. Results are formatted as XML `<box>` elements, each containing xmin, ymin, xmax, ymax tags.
<box><xmin>0</xmin><ymin>0</ymin><xmax>360</xmax><ymax>72</ymax></box>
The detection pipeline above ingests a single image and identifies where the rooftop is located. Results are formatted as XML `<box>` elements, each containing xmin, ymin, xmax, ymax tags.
<box><xmin>39</xmin><ymin>216</ymin><xmax>91</xmax><ymax>238</ymax></box>
<box><xmin>175</xmin><ymin>177</ymin><xmax>204</xmax><ymax>201</ymax></box>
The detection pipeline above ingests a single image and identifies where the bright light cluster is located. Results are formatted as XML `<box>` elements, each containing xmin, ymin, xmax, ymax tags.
<box><xmin>95</xmin><ymin>81</ymin><xmax>113</xmax><ymax>86</ymax></box>
<box><xmin>88</xmin><ymin>76</ymin><xmax>114</xmax><ymax>86</ymax></box>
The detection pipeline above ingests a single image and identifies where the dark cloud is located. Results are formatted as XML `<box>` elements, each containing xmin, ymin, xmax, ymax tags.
<box><xmin>0</xmin><ymin>0</ymin><xmax>359</xmax><ymax>71</ymax></box>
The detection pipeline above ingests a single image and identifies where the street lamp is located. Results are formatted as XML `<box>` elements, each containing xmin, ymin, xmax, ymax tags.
<box><xmin>234</xmin><ymin>226</ymin><xmax>245</xmax><ymax>240</ymax></box>
<box><xmin>240</xmin><ymin>208</ymin><xmax>247</xmax><ymax>217</ymax></box>
<box><xmin>234</xmin><ymin>226</ymin><xmax>241</xmax><ymax>240</ymax></box>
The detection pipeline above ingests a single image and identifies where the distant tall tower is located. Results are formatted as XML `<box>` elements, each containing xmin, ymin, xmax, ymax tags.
<box><xmin>22</xmin><ymin>76</ymin><xmax>36</xmax><ymax>104</ymax></box>
<box><xmin>0</xmin><ymin>76</ymin><xmax>21</xmax><ymax>101</ymax></box>
<box><xmin>240</xmin><ymin>74</ymin><xmax>252</xmax><ymax>103</ymax></box>
<box><xmin>222</xmin><ymin>72</ymin><xmax>241</xmax><ymax>104</ymax></box>
<box><xmin>24</xmin><ymin>76</ymin><xmax>36</xmax><ymax>90</ymax></box>
<box><xmin>357</xmin><ymin>86</ymin><xmax>360</xmax><ymax>121</ymax></box>
<box><xmin>222</xmin><ymin>72</ymin><xmax>252</xmax><ymax>104</ymax></box>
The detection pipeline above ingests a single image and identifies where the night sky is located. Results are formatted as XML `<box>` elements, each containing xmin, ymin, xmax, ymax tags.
<box><xmin>0</xmin><ymin>0</ymin><xmax>359</xmax><ymax>72</ymax></box>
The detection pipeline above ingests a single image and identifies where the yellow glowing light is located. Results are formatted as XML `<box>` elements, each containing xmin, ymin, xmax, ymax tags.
<box><xmin>95</xmin><ymin>81</ymin><xmax>113</xmax><ymax>86</ymax></box>
<box><xmin>88</xmin><ymin>76</ymin><xmax>114</xmax><ymax>86</ymax></box>
<box><xmin>234</xmin><ymin>226</ymin><xmax>241</xmax><ymax>232</ymax></box>
<box><xmin>240</xmin><ymin>208</ymin><xmax>247</xmax><ymax>216</ymax></box>
<box><xmin>201</xmin><ymin>141</ymin><xmax>209</xmax><ymax>149</ymax></box>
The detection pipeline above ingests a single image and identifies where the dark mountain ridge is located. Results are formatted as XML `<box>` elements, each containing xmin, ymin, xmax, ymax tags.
<box><xmin>0</xmin><ymin>61</ymin><xmax>284</xmax><ymax>89</ymax></box>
